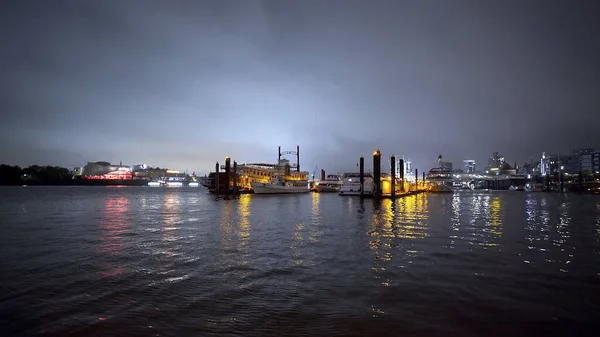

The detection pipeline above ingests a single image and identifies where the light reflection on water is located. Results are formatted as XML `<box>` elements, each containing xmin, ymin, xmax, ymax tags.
<box><xmin>237</xmin><ymin>195</ymin><xmax>251</xmax><ymax>266</ymax></box>
<box><xmin>99</xmin><ymin>197</ymin><xmax>129</xmax><ymax>277</ymax></box>
<box><xmin>2</xmin><ymin>188</ymin><xmax>600</xmax><ymax>336</ymax></box>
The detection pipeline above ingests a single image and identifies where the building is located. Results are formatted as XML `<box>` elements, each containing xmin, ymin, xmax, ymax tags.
<box><xmin>540</xmin><ymin>152</ymin><xmax>559</xmax><ymax>176</ymax></box>
<box><xmin>463</xmin><ymin>160</ymin><xmax>476</xmax><ymax>173</ymax></box>
<box><xmin>580</xmin><ymin>151</ymin><xmax>600</xmax><ymax>175</ymax></box>
<box><xmin>80</xmin><ymin>161</ymin><xmax>133</xmax><ymax>180</ymax></box>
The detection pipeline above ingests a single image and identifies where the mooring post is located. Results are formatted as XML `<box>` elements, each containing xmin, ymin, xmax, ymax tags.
<box><xmin>415</xmin><ymin>168</ymin><xmax>419</xmax><ymax>191</ymax></box>
<box><xmin>560</xmin><ymin>171</ymin><xmax>564</xmax><ymax>192</ymax></box>
<box><xmin>233</xmin><ymin>161</ymin><xmax>238</xmax><ymax>196</ymax></box>
<box><xmin>373</xmin><ymin>150</ymin><xmax>381</xmax><ymax>199</ymax></box>
<box><xmin>359</xmin><ymin>156</ymin><xmax>365</xmax><ymax>198</ymax></box>
<box><xmin>399</xmin><ymin>159</ymin><xmax>405</xmax><ymax>192</ymax></box>
<box><xmin>225</xmin><ymin>156</ymin><xmax>231</xmax><ymax>198</ymax></box>
<box><xmin>390</xmin><ymin>155</ymin><xmax>396</xmax><ymax>198</ymax></box>
<box><xmin>214</xmin><ymin>162</ymin><xmax>220</xmax><ymax>195</ymax></box>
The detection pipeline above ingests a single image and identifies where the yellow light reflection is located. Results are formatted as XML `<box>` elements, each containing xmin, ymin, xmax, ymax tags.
<box><xmin>220</xmin><ymin>199</ymin><xmax>234</xmax><ymax>250</ymax></box>
<box><xmin>310</xmin><ymin>192</ymin><xmax>322</xmax><ymax>243</ymax></box>
<box><xmin>369</xmin><ymin>200</ymin><xmax>394</xmax><ymax>289</ymax></box>
<box><xmin>489</xmin><ymin>196</ymin><xmax>502</xmax><ymax>235</ymax></box>
<box><xmin>237</xmin><ymin>194</ymin><xmax>251</xmax><ymax>265</ymax></box>
<box><xmin>396</xmin><ymin>194</ymin><xmax>429</xmax><ymax>239</ymax></box>
<box><xmin>99</xmin><ymin>197</ymin><xmax>129</xmax><ymax>277</ymax></box>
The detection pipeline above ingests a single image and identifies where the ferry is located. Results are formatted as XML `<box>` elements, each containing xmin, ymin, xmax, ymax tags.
<box><xmin>316</xmin><ymin>174</ymin><xmax>343</xmax><ymax>192</ymax></box>
<box><xmin>250</xmin><ymin>174</ymin><xmax>310</xmax><ymax>194</ymax></box>
<box><xmin>426</xmin><ymin>155</ymin><xmax>454</xmax><ymax>193</ymax></box>
<box><xmin>339</xmin><ymin>172</ymin><xmax>374</xmax><ymax>196</ymax></box>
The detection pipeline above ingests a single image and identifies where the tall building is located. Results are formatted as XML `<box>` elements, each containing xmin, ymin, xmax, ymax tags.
<box><xmin>463</xmin><ymin>160</ymin><xmax>476</xmax><ymax>173</ymax></box>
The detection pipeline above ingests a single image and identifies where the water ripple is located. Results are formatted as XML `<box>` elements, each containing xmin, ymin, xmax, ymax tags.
<box><xmin>1</xmin><ymin>188</ymin><xmax>599</xmax><ymax>336</ymax></box>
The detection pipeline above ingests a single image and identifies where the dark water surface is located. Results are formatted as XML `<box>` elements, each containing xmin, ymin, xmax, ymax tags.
<box><xmin>1</xmin><ymin>187</ymin><xmax>600</xmax><ymax>336</ymax></box>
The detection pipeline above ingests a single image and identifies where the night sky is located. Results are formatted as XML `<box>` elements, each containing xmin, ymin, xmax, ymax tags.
<box><xmin>1</xmin><ymin>0</ymin><xmax>599</xmax><ymax>174</ymax></box>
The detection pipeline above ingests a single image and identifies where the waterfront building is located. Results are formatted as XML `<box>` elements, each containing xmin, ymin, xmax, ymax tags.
<box><xmin>580</xmin><ymin>151</ymin><xmax>600</xmax><ymax>175</ymax></box>
<box><xmin>80</xmin><ymin>161</ymin><xmax>133</xmax><ymax>180</ymax></box>
<box><xmin>463</xmin><ymin>159</ymin><xmax>476</xmax><ymax>173</ymax></box>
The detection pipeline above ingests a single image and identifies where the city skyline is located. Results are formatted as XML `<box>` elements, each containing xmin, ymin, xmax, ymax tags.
<box><xmin>1</xmin><ymin>1</ymin><xmax>599</xmax><ymax>173</ymax></box>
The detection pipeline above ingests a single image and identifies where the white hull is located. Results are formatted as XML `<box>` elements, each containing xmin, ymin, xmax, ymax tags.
<box><xmin>339</xmin><ymin>184</ymin><xmax>373</xmax><ymax>196</ymax></box>
<box><xmin>427</xmin><ymin>180</ymin><xmax>454</xmax><ymax>193</ymax></box>
<box><xmin>317</xmin><ymin>184</ymin><xmax>342</xmax><ymax>192</ymax></box>
<box><xmin>251</xmin><ymin>182</ymin><xmax>310</xmax><ymax>194</ymax></box>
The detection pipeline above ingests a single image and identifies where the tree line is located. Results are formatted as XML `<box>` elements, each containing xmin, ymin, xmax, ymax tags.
<box><xmin>0</xmin><ymin>164</ymin><xmax>72</xmax><ymax>185</ymax></box>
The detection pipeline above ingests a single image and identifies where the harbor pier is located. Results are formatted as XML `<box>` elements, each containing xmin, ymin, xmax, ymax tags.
<box><xmin>359</xmin><ymin>150</ymin><xmax>427</xmax><ymax>200</ymax></box>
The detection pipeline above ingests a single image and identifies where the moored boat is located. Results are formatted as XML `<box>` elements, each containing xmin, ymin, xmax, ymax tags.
<box><xmin>426</xmin><ymin>155</ymin><xmax>454</xmax><ymax>193</ymax></box>
<box><xmin>250</xmin><ymin>174</ymin><xmax>310</xmax><ymax>194</ymax></box>
<box><xmin>339</xmin><ymin>172</ymin><xmax>374</xmax><ymax>196</ymax></box>
<box><xmin>316</xmin><ymin>174</ymin><xmax>343</xmax><ymax>192</ymax></box>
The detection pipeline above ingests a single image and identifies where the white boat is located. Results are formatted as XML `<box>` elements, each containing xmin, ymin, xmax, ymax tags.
<box><xmin>524</xmin><ymin>183</ymin><xmax>544</xmax><ymax>192</ymax></box>
<box><xmin>148</xmin><ymin>181</ymin><xmax>161</xmax><ymax>187</ymax></box>
<box><xmin>250</xmin><ymin>174</ymin><xmax>310</xmax><ymax>194</ymax></box>
<box><xmin>339</xmin><ymin>172</ymin><xmax>374</xmax><ymax>196</ymax></box>
<box><xmin>426</xmin><ymin>155</ymin><xmax>454</xmax><ymax>193</ymax></box>
<box><xmin>316</xmin><ymin>174</ymin><xmax>343</xmax><ymax>192</ymax></box>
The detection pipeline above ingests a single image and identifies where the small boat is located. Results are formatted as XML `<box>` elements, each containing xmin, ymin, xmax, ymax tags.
<box><xmin>316</xmin><ymin>174</ymin><xmax>343</xmax><ymax>192</ymax></box>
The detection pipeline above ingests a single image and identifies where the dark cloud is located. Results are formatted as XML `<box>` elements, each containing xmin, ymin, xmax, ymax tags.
<box><xmin>1</xmin><ymin>0</ymin><xmax>599</xmax><ymax>173</ymax></box>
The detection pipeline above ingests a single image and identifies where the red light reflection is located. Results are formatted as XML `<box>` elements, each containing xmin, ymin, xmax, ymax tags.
<box><xmin>99</xmin><ymin>197</ymin><xmax>129</xmax><ymax>277</ymax></box>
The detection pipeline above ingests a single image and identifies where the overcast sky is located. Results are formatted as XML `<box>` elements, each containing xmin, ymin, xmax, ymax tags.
<box><xmin>1</xmin><ymin>0</ymin><xmax>599</xmax><ymax>174</ymax></box>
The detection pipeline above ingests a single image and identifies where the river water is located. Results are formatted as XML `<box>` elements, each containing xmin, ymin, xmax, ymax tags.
<box><xmin>1</xmin><ymin>187</ymin><xmax>599</xmax><ymax>336</ymax></box>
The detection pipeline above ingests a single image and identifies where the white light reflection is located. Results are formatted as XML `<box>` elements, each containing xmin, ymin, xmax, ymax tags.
<box><xmin>555</xmin><ymin>201</ymin><xmax>572</xmax><ymax>273</ymax></box>
<box><xmin>291</xmin><ymin>222</ymin><xmax>304</xmax><ymax>266</ymax></box>
<box><xmin>448</xmin><ymin>193</ymin><xmax>461</xmax><ymax>248</ymax></box>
